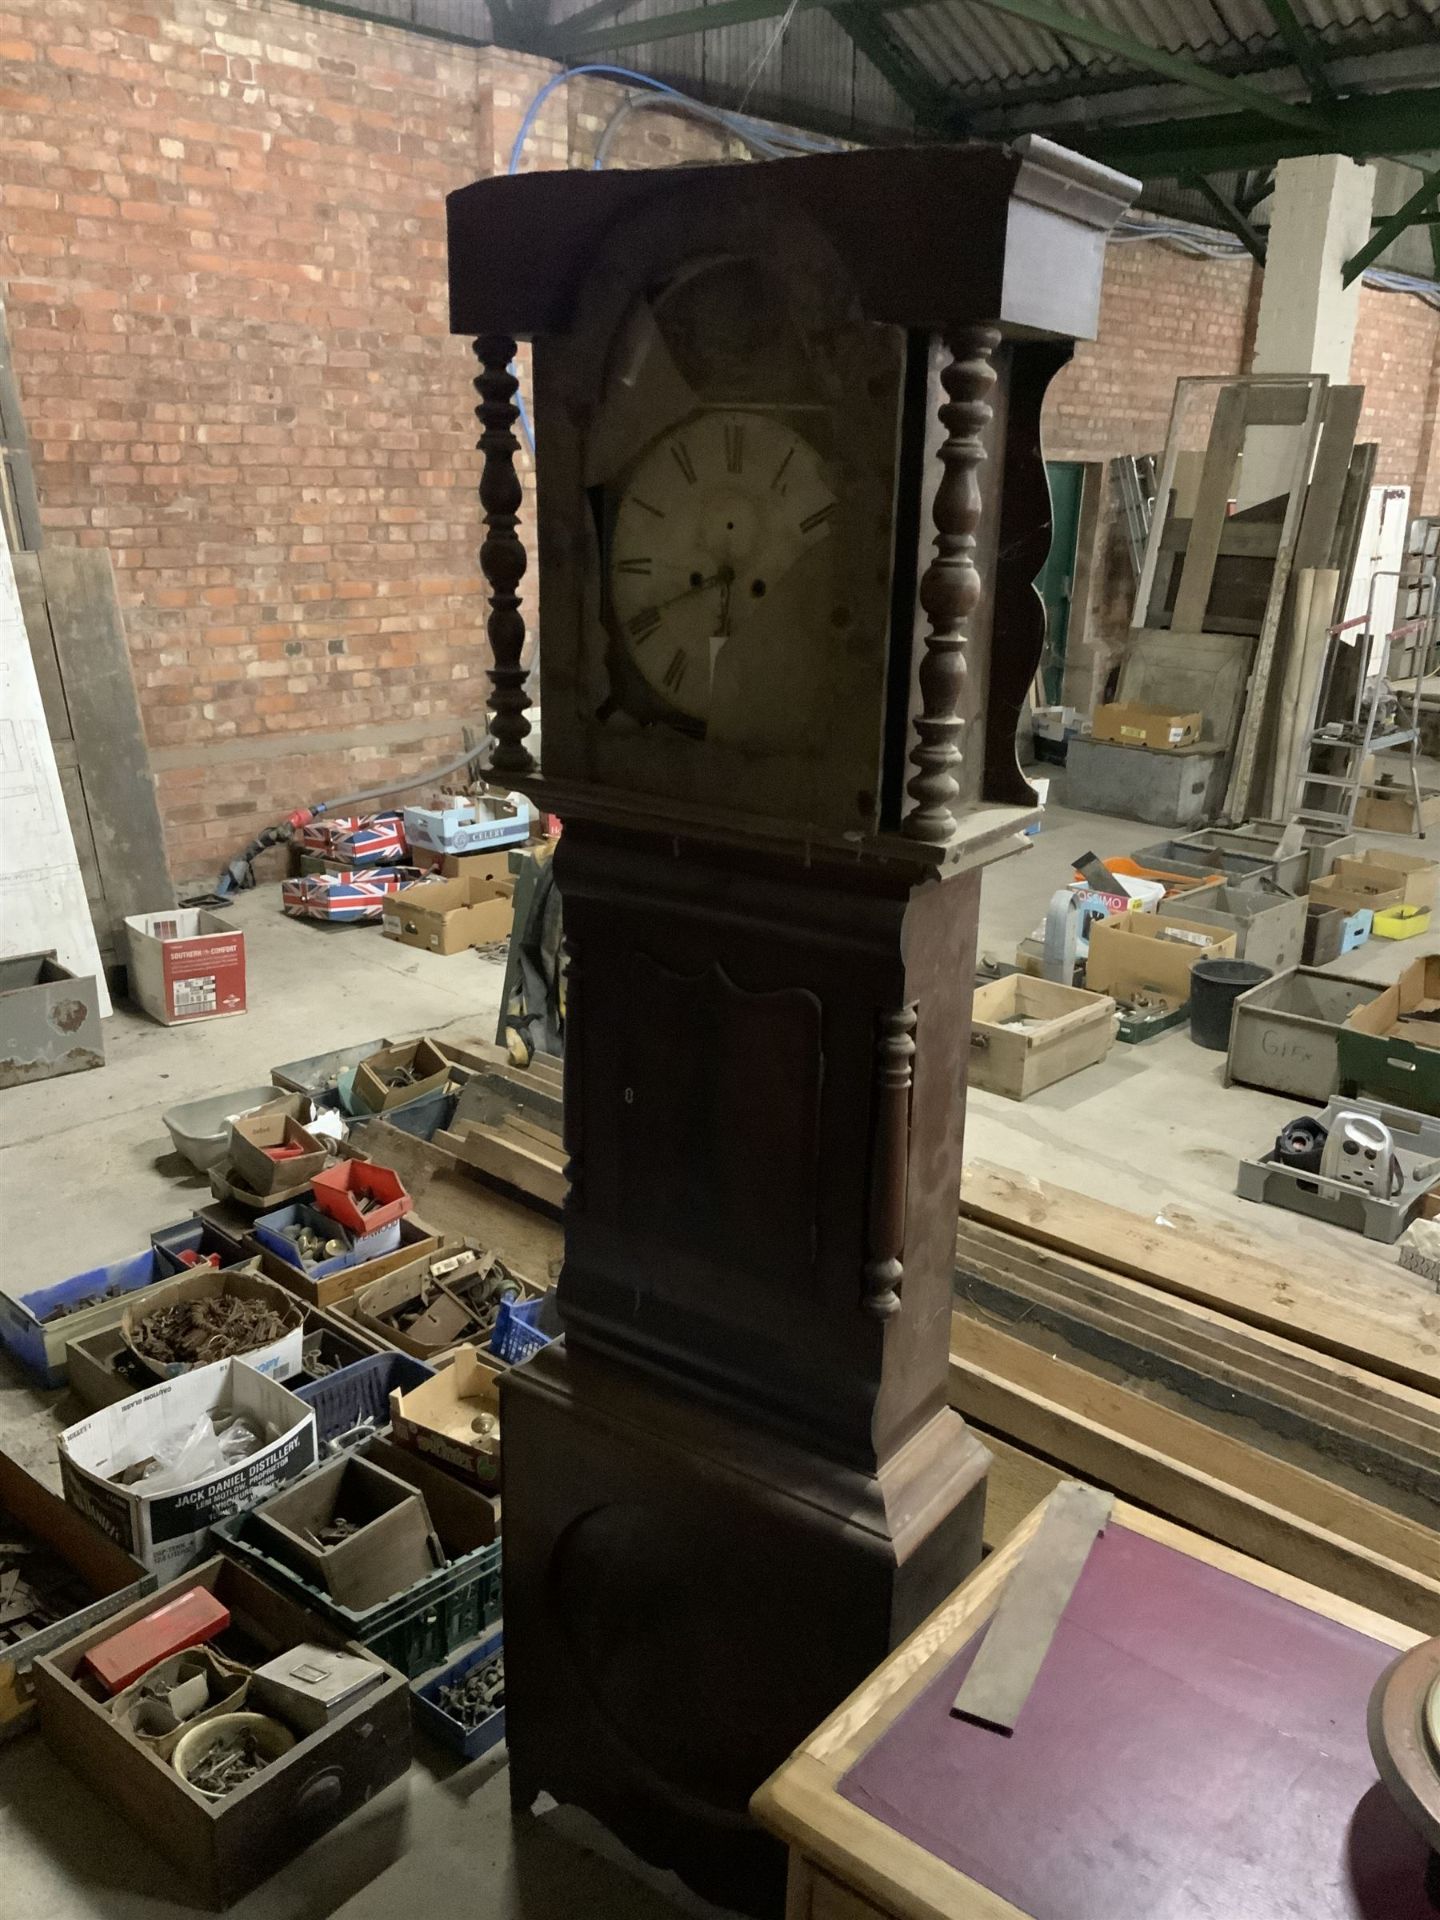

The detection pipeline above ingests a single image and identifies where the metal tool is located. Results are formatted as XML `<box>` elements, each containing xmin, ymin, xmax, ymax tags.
<box><xmin>951</xmin><ymin>1480</ymin><xmax>1113</xmax><ymax>1734</ymax></box>
<box><xmin>1319</xmin><ymin>1109</ymin><xmax>1403</xmax><ymax>1198</ymax></box>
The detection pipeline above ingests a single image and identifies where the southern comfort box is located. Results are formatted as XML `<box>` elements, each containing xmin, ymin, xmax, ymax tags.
<box><xmin>124</xmin><ymin>909</ymin><xmax>246</xmax><ymax>1025</ymax></box>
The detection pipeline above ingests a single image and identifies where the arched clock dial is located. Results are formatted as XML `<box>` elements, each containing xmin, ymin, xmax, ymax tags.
<box><xmin>607</xmin><ymin>409</ymin><xmax>839</xmax><ymax>726</ymax></box>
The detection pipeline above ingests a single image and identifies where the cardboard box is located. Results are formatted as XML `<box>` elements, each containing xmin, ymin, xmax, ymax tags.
<box><xmin>381</xmin><ymin>875</ymin><xmax>514</xmax><ymax>955</ymax></box>
<box><xmin>228</xmin><ymin>1109</ymin><xmax>327</xmax><ymax>1197</ymax></box>
<box><xmin>250</xmin><ymin>1455</ymin><xmax>443</xmax><ymax>1611</ymax></box>
<box><xmin>121</xmin><ymin>1266</ymin><xmax>305</xmax><ymax>1385</ymax></box>
<box><xmin>403</xmin><ymin>793</ymin><xmax>529</xmax><ymax>856</ymax></box>
<box><xmin>294</xmin><ymin>812</ymin><xmax>407</xmax><ymax>864</ymax></box>
<box><xmin>0</xmin><ymin>1447</ymin><xmax>154</xmax><ymax>1740</ymax></box>
<box><xmin>1084</xmin><ymin>913</ymin><xmax>1237</xmax><ymax>1009</ymax></box>
<box><xmin>32</xmin><ymin>1556</ymin><xmax>410</xmax><ymax>1908</ymax></box>
<box><xmin>350</xmin><ymin>1038</ymin><xmax>454</xmax><ymax>1114</ymax></box>
<box><xmin>281</xmin><ymin>865</ymin><xmax>425</xmax><ymax>923</ymax></box>
<box><xmin>1091</xmin><ymin>703</ymin><xmax>1202</xmax><ymax>752</ymax></box>
<box><xmin>124</xmin><ymin>909</ymin><xmax>246</xmax><ymax>1026</ymax></box>
<box><xmin>248</xmin><ymin>1218</ymin><xmax>441</xmax><ymax>1312</ymax></box>
<box><xmin>58</xmin><ymin>1359</ymin><xmax>318</xmax><ymax>1579</ymax></box>
<box><xmin>0</xmin><ymin>950</ymin><xmax>104</xmax><ymax>1087</ymax></box>
<box><xmin>1339</xmin><ymin>954</ymin><xmax>1440</xmax><ymax>1115</ymax></box>
<box><xmin>1356</xmin><ymin>784</ymin><xmax>1440</xmax><ymax>834</ymax></box>
<box><xmin>388</xmin><ymin>1348</ymin><xmax>503</xmax><ymax>1490</ymax></box>
<box><xmin>968</xmin><ymin>976</ymin><xmax>1115</xmax><ymax>1101</ymax></box>
<box><xmin>1319</xmin><ymin>851</ymin><xmax>1437</xmax><ymax>914</ymax></box>
<box><xmin>409</xmin><ymin>849</ymin><xmax>514</xmax><ymax>882</ymax></box>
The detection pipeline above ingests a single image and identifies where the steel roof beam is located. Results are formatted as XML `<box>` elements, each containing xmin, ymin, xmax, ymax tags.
<box><xmin>826</xmin><ymin>3</ymin><xmax>964</xmax><ymax>130</ymax></box>
<box><xmin>1342</xmin><ymin>168</ymin><xmax>1440</xmax><ymax>283</ymax></box>
<box><xmin>1086</xmin><ymin>89</ymin><xmax>1440</xmax><ymax>176</ymax></box>
<box><xmin>557</xmin><ymin>0</ymin><xmax>1331</xmax><ymax>133</ymax></box>
<box><xmin>1257</xmin><ymin>0</ymin><xmax>1336</xmax><ymax>104</ymax></box>
<box><xmin>1184</xmin><ymin>174</ymin><xmax>1267</xmax><ymax>262</ymax></box>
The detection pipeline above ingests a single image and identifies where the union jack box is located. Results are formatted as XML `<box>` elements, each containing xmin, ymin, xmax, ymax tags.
<box><xmin>295</xmin><ymin>813</ymin><xmax>408</xmax><ymax>865</ymax></box>
<box><xmin>282</xmin><ymin>866</ymin><xmax>425</xmax><ymax>925</ymax></box>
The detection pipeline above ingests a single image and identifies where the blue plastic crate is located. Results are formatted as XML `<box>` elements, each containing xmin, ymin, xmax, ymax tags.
<box><xmin>295</xmin><ymin>1351</ymin><xmax>436</xmax><ymax>1452</ymax></box>
<box><xmin>0</xmin><ymin>1250</ymin><xmax>170</xmax><ymax>1388</ymax></box>
<box><xmin>411</xmin><ymin>1627</ymin><xmax>505</xmax><ymax>1762</ymax></box>
<box><xmin>151</xmin><ymin>1215</ymin><xmax>247</xmax><ymax>1276</ymax></box>
<box><xmin>252</xmin><ymin>1203</ymin><xmax>401</xmax><ymax>1277</ymax></box>
<box><xmin>489</xmin><ymin>1295</ymin><xmax>553</xmax><ymax>1366</ymax></box>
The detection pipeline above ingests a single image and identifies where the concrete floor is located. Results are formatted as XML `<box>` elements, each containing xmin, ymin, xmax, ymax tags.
<box><xmin>0</xmin><ymin>793</ymin><xmax>1435</xmax><ymax>1919</ymax></box>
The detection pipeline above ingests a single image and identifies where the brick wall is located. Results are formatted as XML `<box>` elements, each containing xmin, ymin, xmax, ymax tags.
<box><xmin>3</xmin><ymin>1</ymin><xmax>1437</xmax><ymax>879</ymax></box>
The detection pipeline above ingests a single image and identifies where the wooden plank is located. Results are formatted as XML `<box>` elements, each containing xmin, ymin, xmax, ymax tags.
<box><xmin>1223</xmin><ymin>376</ymin><xmax>1328</xmax><ymax>817</ymax></box>
<box><xmin>1293</xmin><ymin>385</ymin><xmax>1363</xmax><ymax>574</ymax></box>
<box><xmin>948</xmin><ymin>1316</ymin><xmax>1440</xmax><ymax>1632</ymax></box>
<box><xmin>950</xmin><ymin>1479</ymin><xmax>1112</xmax><ymax>1731</ymax></box>
<box><xmin>38</xmin><ymin>547</ymin><xmax>174</xmax><ymax>927</ymax></box>
<box><xmin>444</xmin><ymin>1118</ymin><xmax>567</xmax><ymax>1209</ymax></box>
<box><xmin>1170</xmin><ymin>383</ymin><xmax>1250</xmax><ymax>630</ymax></box>
<box><xmin>975</xmin><ymin>1429</ymin><xmax>1065</xmax><ymax>1552</ymax></box>
<box><xmin>1158</xmin><ymin>518</ymin><xmax>1282</xmax><ymax>558</ymax></box>
<box><xmin>959</xmin><ymin>1162</ymin><xmax>1439</xmax><ymax>1393</ymax></box>
<box><xmin>955</xmin><ymin>1219</ymin><xmax>1440</xmax><ymax>1507</ymax></box>
<box><xmin>502</xmin><ymin>1111</ymin><xmax>565</xmax><ymax>1152</ymax></box>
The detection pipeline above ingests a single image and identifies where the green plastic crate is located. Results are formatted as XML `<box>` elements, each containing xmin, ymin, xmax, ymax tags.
<box><xmin>1337</xmin><ymin>955</ymin><xmax>1440</xmax><ymax>1116</ymax></box>
<box><xmin>211</xmin><ymin>1438</ymin><xmax>500</xmax><ymax>1677</ymax></box>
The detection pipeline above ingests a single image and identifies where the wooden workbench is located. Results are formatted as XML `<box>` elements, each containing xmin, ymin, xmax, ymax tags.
<box><xmin>752</xmin><ymin>1493</ymin><xmax>1429</xmax><ymax>1920</ymax></box>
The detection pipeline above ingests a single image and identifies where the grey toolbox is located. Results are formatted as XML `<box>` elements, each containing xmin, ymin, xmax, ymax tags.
<box><xmin>1060</xmin><ymin>737</ymin><xmax>1227</xmax><ymax>830</ymax></box>
<box><xmin>1220</xmin><ymin>819</ymin><xmax>1356</xmax><ymax>887</ymax></box>
<box><xmin>1131</xmin><ymin>835</ymin><xmax>1286</xmax><ymax>892</ymax></box>
<box><xmin>1237</xmin><ymin>1094</ymin><xmax>1440</xmax><ymax>1243</ymax></box>
<box><xmin>1225</xmin><ymin>966</ymin><xmax>1380</xmax><ymax>1103</ymax></box>
<box><xmin>1166</xmin><ymin>830</ymin><xmax>1310</xmax><ymax>896</ymax></box>
<box><xmin>1171</xmin><ymin>880</ymin><xmax>1308</xmax><ymax>976</ymax></box>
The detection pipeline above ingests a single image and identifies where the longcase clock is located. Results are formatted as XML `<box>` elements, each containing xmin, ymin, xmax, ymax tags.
<box><xmin>447</xmin><ymin>139</ymin><xmax>1136</xmax><ymax>1918</ymax></box>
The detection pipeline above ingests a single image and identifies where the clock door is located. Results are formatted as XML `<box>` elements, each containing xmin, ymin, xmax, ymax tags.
<box><xmin>531</xmin><ymin>197</ymin><xmax>905</xmax><ymax>835</ymax></box>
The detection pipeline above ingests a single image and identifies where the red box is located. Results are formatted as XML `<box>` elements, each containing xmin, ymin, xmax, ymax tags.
<box><xmin>310</xmin><ymin>1158</ymin><xmax>412</xmax><ymax>1235</ymax></box>
<box><xmin>123</xmin><ymin>909</ymin><xmax>247</xmax><ymax>1025</ymax></box>
<box><xmin>81</xmin><ymin>1586</ymin><xmax>230</xmax><ymax>1694</ymax></box>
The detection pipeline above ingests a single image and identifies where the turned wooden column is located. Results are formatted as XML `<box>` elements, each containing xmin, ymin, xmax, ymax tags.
<box><xmin>903</xmin><ymin>325</ymin><xmax>1000</xmax><ymax>842</ymax></box>
<box><xmin>473</xmin><ymin>333</ymin><xmax>534</xmax><ymax>777</ymax></box>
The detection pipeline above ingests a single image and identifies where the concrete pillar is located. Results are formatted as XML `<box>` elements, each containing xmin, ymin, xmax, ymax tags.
<box><xmin>1240</xmin><ymin>154</ymin><xmax>1376</xmax><ymax>504</ymax></box>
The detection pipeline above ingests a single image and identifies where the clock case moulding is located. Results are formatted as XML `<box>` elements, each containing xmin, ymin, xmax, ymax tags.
<box><xmin>446</xmin><ymin>136</ymin><xmax>1138</xmax><ymax>1919</ymax></box>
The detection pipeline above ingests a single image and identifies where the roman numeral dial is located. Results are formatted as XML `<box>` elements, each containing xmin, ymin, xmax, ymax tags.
<box><xmin>608</xmin><ymin>409</ymin><xmax>839</xmax><ymax>726</ymax></box>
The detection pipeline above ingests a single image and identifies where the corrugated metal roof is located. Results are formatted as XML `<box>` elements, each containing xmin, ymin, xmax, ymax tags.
<box><xmin>540</xmin><ymin>0</ymin><xmax>1440</xmax><ymax>138</ymax></box>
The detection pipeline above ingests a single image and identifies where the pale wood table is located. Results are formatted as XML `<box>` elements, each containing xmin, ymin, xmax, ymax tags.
<box><xmin>752</xmin><ymin>1494</ymin><xmax>1425</xmax><ymax>1920</ymax></box>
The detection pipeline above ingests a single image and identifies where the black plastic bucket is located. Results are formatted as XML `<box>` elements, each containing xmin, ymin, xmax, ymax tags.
<box><xmin>1189</xmin><ymin>957</ymin><xmax>1271</xmax><ymax>1051</ymax></box>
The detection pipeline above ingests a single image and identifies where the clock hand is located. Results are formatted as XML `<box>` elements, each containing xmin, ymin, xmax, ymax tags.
<box><xmin>653</xmin><ymin>565</ymin><xmax>735</xmax><ymax>614</ymax></box>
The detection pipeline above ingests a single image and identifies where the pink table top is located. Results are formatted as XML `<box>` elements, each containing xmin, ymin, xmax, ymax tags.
<box><xmin>840</xmin><ymin>1524</ymin><xmax>1431</xmax><ymax>1919</ymax></box>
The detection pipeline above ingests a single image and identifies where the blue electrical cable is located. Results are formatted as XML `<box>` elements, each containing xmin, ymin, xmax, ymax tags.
<box><xmin>503</xmin><ymin>63</ymin><xmax>844</xmax><ymax>449</ymax></box>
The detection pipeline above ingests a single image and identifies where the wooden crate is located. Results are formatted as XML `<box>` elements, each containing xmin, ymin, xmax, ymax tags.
<box><xmin>968</xmin><ymin>975</ymin><xmax>1115</xmax><ymax>1100</ymax></box>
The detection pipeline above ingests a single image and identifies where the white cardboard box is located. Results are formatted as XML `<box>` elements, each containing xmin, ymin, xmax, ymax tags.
<box><xmin>59</xmin><ymin>1359</ymin><xmax>317</xmax><ymax>1579</ymax></box>
<box><xmin>123</xmin><ymin>908</ymin><xmax>247</xmax><ymax>1025</ymax></box>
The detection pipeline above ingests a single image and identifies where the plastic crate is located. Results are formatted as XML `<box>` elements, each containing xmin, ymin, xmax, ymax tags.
<box><xmin>411</xmin><ymin>1627</ymin><xmax>505</xmax><ymax>1762</ymax></box>
<box><xmin>211</xmin><ymin>1449</ymin><xmax>500</xmax><ymax>1678</ymax></box>
<box><xmin>252</xmin><ymin>1202</ymin><xmax>401</xmax><ymax>1278</ymax></box>
<box><xmin>295</xmin><ymin>1351</ymin><xmax>436</xmax><ymax>1452</ymax></box>
<box><xmin>489</xmin><ymin>1295</ymin><xmax>553</xmax><ymax>1366</ymax></box>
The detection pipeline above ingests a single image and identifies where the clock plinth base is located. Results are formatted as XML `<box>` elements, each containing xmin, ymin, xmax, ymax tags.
<box><xmin>499</xmin><ymin>1337</ymin><xmax>989</xmax><ymax>1918</ymax></box>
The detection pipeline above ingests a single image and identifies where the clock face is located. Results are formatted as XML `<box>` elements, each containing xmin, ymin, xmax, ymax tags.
<box><xmin>607</xmin><ymin>409</ymin><xmax>839</xmax><ymax>728</ymax></box>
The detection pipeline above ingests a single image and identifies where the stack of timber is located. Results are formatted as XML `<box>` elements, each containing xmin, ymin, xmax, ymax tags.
<box><xmin>433</xmin><ymin>1051</ymin><xmax>566</xmax><ymax>1210</ymax></box>
<box><xmin>347</xmin><ymin>1072</ymin><xmax>1440</xmax><ymax>1628</ymax></box>
<box><xmin>953</xmin><ymin>1163</ymin><xmax>1440</xmax><ymax>1632</ymax></box>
